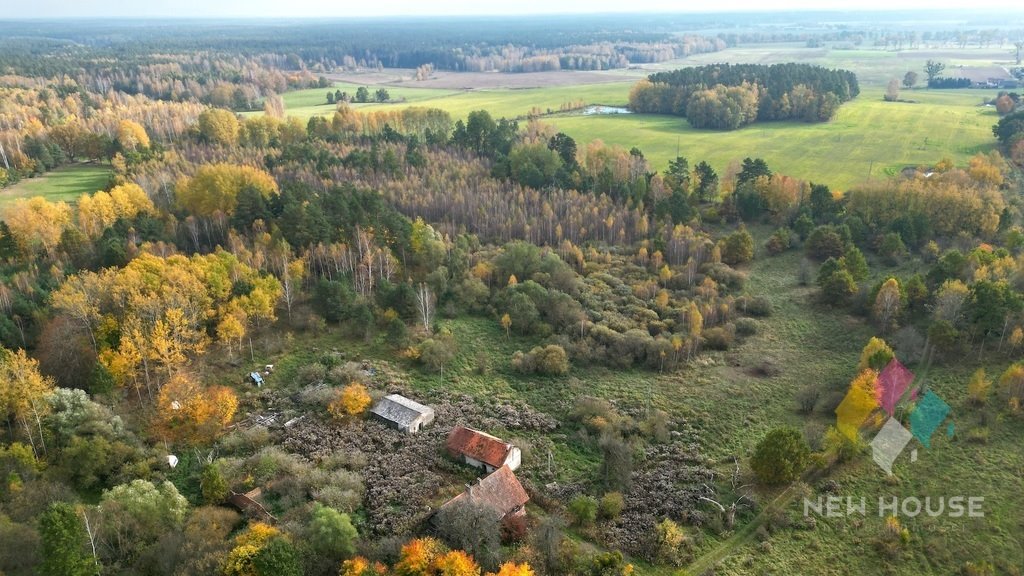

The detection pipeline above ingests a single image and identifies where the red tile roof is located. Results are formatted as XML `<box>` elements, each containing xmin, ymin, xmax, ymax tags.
<box><xmin>439</xmin><ymin>465</ymin><xmax>529</xmax><ymax>519</ymax></box>
<box><xmin>446</xmin><ymin>426</ymin><xmax>513</xmax><ymax>469</ymax></box>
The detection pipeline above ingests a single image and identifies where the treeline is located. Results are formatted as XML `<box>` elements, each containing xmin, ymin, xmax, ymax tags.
<box><xmin>994</xmin><ymin>109</ymin><xmax>1024</xmax><ymax>166</ymax></box>
<box><xmin>0</xmin><ymin>19</ymin><xmax>722</xmax><ymax>84</ymax></box>
<box><xmin>927</xmin><ymin>77</ymin><xmax>972</xmax><ymax>89</ymax></box>
<box><xmin>629</xmin><ymin>63</ymin><xmax>859</xmax><ymax>129</ymax></box>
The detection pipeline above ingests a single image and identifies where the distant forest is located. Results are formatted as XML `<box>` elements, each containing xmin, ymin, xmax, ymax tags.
<box><xmin>629</xmin><ymin>63</ymin><xmax>860</xmax><ymax>130</ymax></box>
<box><xmin>0</xmin><ymin>18</ymin><xmax>724</xmax><ymax>79</ymax></box>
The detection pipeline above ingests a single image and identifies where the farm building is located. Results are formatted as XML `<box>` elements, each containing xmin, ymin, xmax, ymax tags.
<box><xmin>369</xmin><ymin>393</ymin><xmax>435</xmax><ymax>433</ymax></box>
<box><xmin>446</xmin><ymin>426</ymin><xmax>522</xmax><ymax>472</ymax></box>
<box><xmin>437</xmin><ymin>465</ymin><xmax>529</xmax><ymax>521</ymax></box>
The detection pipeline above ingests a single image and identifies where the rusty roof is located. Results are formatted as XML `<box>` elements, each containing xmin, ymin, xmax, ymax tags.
<box><xmin>439</xmin><ymin>465</ymin><xmax>529</xmax><ymax>519</ymax></box>
<box><xmin>446</xmin><ymin>426</ymin><xmax>513</xmax><ymax>469</ymax></box>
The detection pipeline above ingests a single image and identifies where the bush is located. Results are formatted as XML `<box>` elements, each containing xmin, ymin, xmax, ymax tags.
<box><xmin>721</xmin><ymin>227</ymin><xmax>755</xmax><ymax>265</ymax></box>
<box><xmin>751</xmin><ymin>427</ymin><xmax>810</xmax><ymax>485</ymax></box>
<box><xmin>200</xmin><ymin>463</ymin><xmax>229</xmax><ymax>505</ymax></box>
<box><xmin>737</xmin><ymin>295</ymin><xmax>773</xmax><ymax>316</ymax></box>
<box><xmin>795</xmin><ymin>386</ymin><xmax>819</xmax><ymax>415</ymax></box>
<box><xmin>295</xmin><ymin>363</ymin><xmax>328</xmax><ymax>387</ymax></box>
<box><xmin>598</xmin><ymin>492</ymin><xmax>625</xmax><ymax>520</ymax></box>
<box><xmin>512</xmin><ymin>344</ymin><xmax>569</xmax><ymax>375</ymax></box>
<box><xmin>877</xmin><ymin>232</ymin><xmax>907</xmax><ymax>264</ymax></box>
<box><xmin>500</xmin><ymin>514</ymin><xmax>528</xmax><ymax>544</ymax></box>
<box><xmin>702</xmin><ymin>326</ymin><xmax>734</xmax><ymax>350</ymax></box>
<box><xmin>764</xmin><ymin>228</ymin><xmax>792</xmax><ymax>255</ymax></box>
<box><xmin>568</xmin><ymin>495</ymin><xmax>598</xmax><ymax>526</ymax></box>
<box><xmin>735</xmin><ymin>318</ymin><xmax>759</xmax><ymax>337</ymax></box>
<box><xmin>805</xmin><ymin>225</ymin><xmax>847</xmax><ymax>260</ymax></box>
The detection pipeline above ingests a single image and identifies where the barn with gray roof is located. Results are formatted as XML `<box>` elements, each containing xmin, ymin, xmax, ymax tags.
<box><xmin>369</xmin><ymin>393</ymin><xmax>435</xmax><ymax>433</ymax></box>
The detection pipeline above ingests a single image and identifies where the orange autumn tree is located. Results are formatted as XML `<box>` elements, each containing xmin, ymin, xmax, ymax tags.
<box><xmin>433</xmin><ymin>550</ymin><xmax>480</xmax><ymax>576</ymax></box>
<box><xmin>154</xmin><ymin>372</ymin><xmax>237</xmax><ymax>445</ymax></box>
<box><xmin>340</xmin><ymin>556</ymin><xmax>389</xmax><ymax>576</ymax></box>
<box><xmin>394</xmin><ymin>537</ymin><xmax>446</xmax><ymax>576</ymax></box>
<box><xmin>328</xmin><ymin>383</ymin><xmax>372</xmax><ymax>420</ymax></box>
<box><xmin>487</xmin><ymin>562</ymin><xmax>536</xmax><ymax>576</ymax></box>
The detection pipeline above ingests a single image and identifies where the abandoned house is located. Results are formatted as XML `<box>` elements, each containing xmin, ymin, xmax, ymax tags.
<box><xmin>446</xmin><ymin>426</ymin><xmax>522</xmax><ymax>472</ymax></box>
<box><xmin>437</xmin><ymin>465</ymin><xmax>529</xmax><ymax>521</ymax></box>
<box><xmin>369</xmin><ymin>393</ymin><xmax>435</xmax><ymax>433</ymax></box>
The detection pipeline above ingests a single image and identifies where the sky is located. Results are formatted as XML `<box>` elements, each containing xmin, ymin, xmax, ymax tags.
<box><xmin>5</xmin><ymin>0</ymin><xmax>1024</xmax><ymax>19</ymax></box>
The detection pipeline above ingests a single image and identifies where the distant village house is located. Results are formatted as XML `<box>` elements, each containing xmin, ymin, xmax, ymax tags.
<box><xmin>369</xmin><ymin>393</ymin><xmax>435</xmax><ymax>433</ymax></box>
<box><xmin>446</xmin><ymin>426</ymin><xmax>522</xmax><ymax>472</ymax></box>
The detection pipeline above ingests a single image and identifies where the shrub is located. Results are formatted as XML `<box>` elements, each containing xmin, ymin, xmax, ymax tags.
<box><xmin>200</xmin><ymin>463</ymin><xmax>229</xmax><ymax>505</ymax></box>
<box><xmin>737</xmin><ymin>295</ymin><xmax>773</xmax><ymax>316</ymax></box>
<box><xmin>962</xmin><ymin>561</ymin><xmax>996</xmax><ymax>576</ymax></box>
<box><xmin>568</xmin><ymin>495</ymin><xmax>598</xmax><ymax>526</ymax></box>
<box><xmin>295</xmin><ymin>363</ymin><xmax>328</xmax><ymax>387</ymax></box>
<box><xmin>500</xmin><ymin>514</ymin><xmax>528</xmax><ymax>544</ymax></box>
<box><xmin>966</xmin><ymin>426</ymin><xmax>989</xmax><ymax>444</ymax></box>
<box><xmin>795</xmin><ymin>386</ymin><xmax>819</xmax><ymax>415</ymax></box>
<box><xmin>751</xmin><ymin>427</ymin><xmax>810</xmax><ymax>485</ymax></box>
<box><xmin>877</xmin><ymin>232</ymin><xmax>907</xmax><ymax>264</ymax></box>
<box><xmin>654</xmin><ymin>518</ymin><xmax>688</xmax><ymax>566</ymax></box>
<box><xmin>764</xmin><ymin>228</ymin><xmax>792</xmax><ymax>255</ymax></box>
<box><xmin>735</xmin><ymin>317</ymin><xmax>759</xmax><ymax>337</ymax></box>
<box><xmin>598</xmin><ymin>492</ymin><xmax>625</xmax><ymax>520</ymax></box>
<box><xmin>721</xmin><ymin>227</ymin><xmax>755</xmax><ymax>265</ymax></box>
<box><xmin>702</xmin><ymin>326</ymin><xmax>734</xmax><ymax>350</ymax></box>
<box><xmin>512</xmin><ymin>345</ymin><xmax>569</xmax><ymax>375</ymax></box>
<box><xmin>805</xmin><ymin>225</ymin><xmax>847</xmax><ymax>260</ymax></box>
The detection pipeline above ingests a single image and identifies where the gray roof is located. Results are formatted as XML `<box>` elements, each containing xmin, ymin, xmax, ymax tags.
<box><xmin>370</xmin><ymin>394</ymin><xmax>433</xmax><ymax>427</ymax></box>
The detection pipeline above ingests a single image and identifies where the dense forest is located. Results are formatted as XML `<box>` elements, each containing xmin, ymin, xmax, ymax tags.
<box><xmin>628</xmin><ymin>63</ymin><xmax>860</xmax><ymax>129</ymax></box>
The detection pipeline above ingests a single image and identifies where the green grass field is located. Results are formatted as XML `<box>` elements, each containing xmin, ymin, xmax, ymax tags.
<box><xmin>0</xmin><ymin>164</ymin><xmax>110</xmax><ymax>209</ymax></box>
<box><xmin>548</xmin><ymin>87</ymin><xmax>1000</xmax><ymax>190</ymax></box>
<box><xmin>268</xmin><ymin>80</ymin><xmax>634</xmax><ymax>121</ymax></box>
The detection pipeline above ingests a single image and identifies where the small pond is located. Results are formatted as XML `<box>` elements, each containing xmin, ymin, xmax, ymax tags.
<box><xmin>581</xmin><ymin>105</ymin><xmax>632</xmax><ymax>115</ymax></box>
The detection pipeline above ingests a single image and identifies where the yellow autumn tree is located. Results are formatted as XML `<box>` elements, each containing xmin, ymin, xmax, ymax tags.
<box><xmin>197</xmin><ymin>108</ymin><xmax>240</xmax><ymax>146</ymax></box>
<box><xmin>77</xmin><ymin>183</ymin><xmax>155</xmax><ymax>239</ymax></box>
<box><xmin>998</xmin><ymin>364</ymin><xmax>1024</xmax><ymax>406</ymax></box>
<box><xmin>2</xmin><ymin>196</ymin><xmax>72</xmax><ymax>259</ymax></box>
<box><xmin>116</xmin><ymin>119</ymin><xmax>151</xmax><ymax>150</ymax></box>
<box><xmin>837</xmin><ymin>369</ymin><xmax>881</xmax><ymax>440</ymax></box>
<box><xmin>176</xmin><ymin>163</ymin><xmax>278</xmax><ymax>216</ymax></box>
<box><xmin>686</xmin><ymin>301</ymin><xmax>703</xmax><ymax>360</ymax></box>
<box><xmin>155</xmin><ymin>372</ymin><xmax>238</xmax><ymax>445</ymax></box>
<box><xmin>328</xmin><ymin>383</ymin><xmax>372</xmax><ymax>420</ymax></box>
<box><xmin>0</xmin><ymin>347</ymin><xmax>55</xmax><ymax>455</ymax></box>
<box><xmin>858</xmin><ymin>337</ymin><xmax>894</xmax><ymax>372</ymax></box>
<box><xmin>967</xmin><ymin>368</ymin><xmax>990</xmax><ymax>406</ymax></box>
<box><xmin>223</xmin><ymin>522</ymin><xmax>280</xmax><ymax>576</ymax></box>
